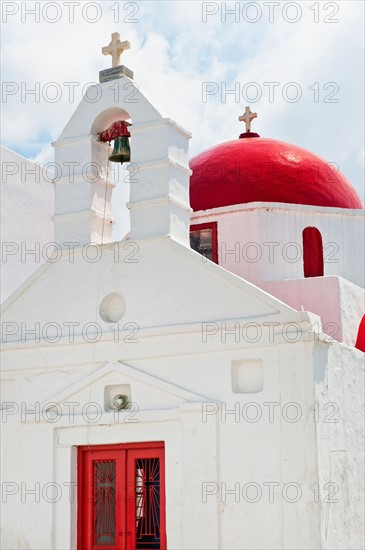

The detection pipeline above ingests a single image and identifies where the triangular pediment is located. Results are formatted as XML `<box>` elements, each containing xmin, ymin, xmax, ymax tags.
<box><xmin>41</xmin><ymin>361</ymin><xmax>211</xmax><ymax>418</ymax></box>
<box><xmin>1</xmin><ymin>237</ymin><xmax>300</xmax><ymax>346</ymax></box>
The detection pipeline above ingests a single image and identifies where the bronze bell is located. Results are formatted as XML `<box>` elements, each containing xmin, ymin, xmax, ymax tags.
<box><xmin>108</xmin><ymin>136</ymin><xmax>131</xmax><ymax>163</ymax></box>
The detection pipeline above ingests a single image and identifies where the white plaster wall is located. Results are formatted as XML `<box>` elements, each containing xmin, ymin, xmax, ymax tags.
<box><xmin>191</xmin><ymin>206</ymin><xmax>261</xmax><ymax>285</ymax></box>
<box><xmin>2</xmin><ymin>320</ymin><xmax>363</xmax><ymax>548</ymax></box>
<box><xmin>192</xmin><ymin>202</ymin><xmax>364</xmax><ymax>348</ymax></box>
<box><xmin>202</xmin><ymin>341</ymin><xmax>322</xmax><ymax>550</ymax></box>
<box><xmin>1</xmin><ymin>238</ymin><xmax>299</xmax><ymax>338</ymax></box>
<box><xmin>1</xmin><ymin>232</ymin><xmax>341</xmax><ymax>550</ymax></box>
<box><xmin>256</xmin><ymin>204</ymin><xmax>364</xmax><ymax>287</ymax></box>
<box><xmin>0</xmin><ymin>146</ymin><xmax>54</xmax><ymax>302</ymax></box>
<box><xmin>263</xmin><ymin>276</ymin><xmax>365</xmax><ymax>346</ymax></box>
<box><xmin>1</xmin><ymin>339</ymin><xmax>324</xmax><ymax>550</ymax></box>
<box><xmin>192</xmin><ymin>202</ymin><xmax>365</xmax><ymax>288</ymax></box>
<box><xmin>313</xmin><ymin>343</ymin><xmax>365</xmax><ymax>550</ymax></box>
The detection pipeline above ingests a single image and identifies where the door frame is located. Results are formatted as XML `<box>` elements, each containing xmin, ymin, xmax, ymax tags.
<box><xmin>77</xmin><ymin>442</ymin><xmax>166</xmax><ymax>550</ymax></box>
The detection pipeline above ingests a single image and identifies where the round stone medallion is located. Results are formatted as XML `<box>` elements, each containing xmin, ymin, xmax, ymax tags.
<box><xmin>99</xmin><ymin>292</ymin><xmax>126</xmax><ymax>322</ymax></box>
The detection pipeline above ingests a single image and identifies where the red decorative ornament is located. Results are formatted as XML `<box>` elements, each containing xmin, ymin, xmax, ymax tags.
<box><xmin>355</xmin><ymin>314</ymin><xmax>365</xmax><ymax>353</ymax></box>
<box><xmin>99</xmin><ymin>120</ymin><xmax>131</xmax><ymax>142</ymax></box>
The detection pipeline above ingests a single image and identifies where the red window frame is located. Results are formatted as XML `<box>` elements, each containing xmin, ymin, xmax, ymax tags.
<box><xmin>190</xmin><ymin>222</ymin><xmax>218</xmax><ymax>264</ymax></box>
<box><xmin>77</xmin><ymin>442</ymin><xmax>166</xmax><ymax>550</ymax></box>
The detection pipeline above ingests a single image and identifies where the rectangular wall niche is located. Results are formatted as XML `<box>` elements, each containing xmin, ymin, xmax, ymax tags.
<box><xmin>104</xmin><ymin>384</ymin><xmax>131</xmax><ymax>411</ymax></box>
<box><xmin>231</xmin><ymin>359</ymin><xmax>263</xmax><ymax>393</ymax></box>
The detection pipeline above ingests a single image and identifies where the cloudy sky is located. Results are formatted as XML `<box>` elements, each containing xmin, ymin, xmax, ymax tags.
<box><xmin>1</xmin><ymin>0</ymin><xmax>364</xmax><ymax>238</ymax></box>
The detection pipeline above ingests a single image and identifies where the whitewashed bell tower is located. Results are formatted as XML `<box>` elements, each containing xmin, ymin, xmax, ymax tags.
<box><xmin>52</xmin><ymin>33</ymin><xmax>192</xmax><ymax>248</ymax></box>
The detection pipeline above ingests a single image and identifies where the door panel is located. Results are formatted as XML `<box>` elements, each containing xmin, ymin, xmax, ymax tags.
<box><xmin>126</xmin><ymin>449</ymin><xmax>166</xmax><ymax>550</ymax></box>
<box><xmin>93</xmin><ymin>459</ymin><xmax>117</xmax><ymax>546</ymax></box>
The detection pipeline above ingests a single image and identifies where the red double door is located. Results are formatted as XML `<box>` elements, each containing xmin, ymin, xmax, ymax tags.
<box><xmin>78</xmin><ymin>442</ymin><xmax>166</xmax><ymax>550</ymax></box>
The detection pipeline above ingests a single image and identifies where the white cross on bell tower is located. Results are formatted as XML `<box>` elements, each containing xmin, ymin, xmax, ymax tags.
<box><xmin>102</xmin><ymin>32</ymin><xmax>130</xmax><ymax>67</ymax></box>
<box><xmin>239</xmin><ymin>106</ymin><xmax>258</xmax><ymax>133</ymax></box>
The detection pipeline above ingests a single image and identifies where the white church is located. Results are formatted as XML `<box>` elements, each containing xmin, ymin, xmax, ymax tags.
<box><xmin>1</xmin><ymin>33</ymin><xmax>364</xmax><ymax>550</ymax></box>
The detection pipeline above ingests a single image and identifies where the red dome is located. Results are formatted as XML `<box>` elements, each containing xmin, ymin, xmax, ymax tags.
<box><xmin>189</xmin><ymin>137</ymin><xmax>364</xmax><ymax>211</ymax></box>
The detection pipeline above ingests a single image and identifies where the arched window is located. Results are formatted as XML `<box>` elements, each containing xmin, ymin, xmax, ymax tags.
<box><xmin>355</xmin><ymin>314</ymin><xmax>365</xmax><ymax>352</ymax></box>
<box><xmin>302</xmin><ymin>227</ymin><xmax>324</xmax><ymax>277</ymax></box>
